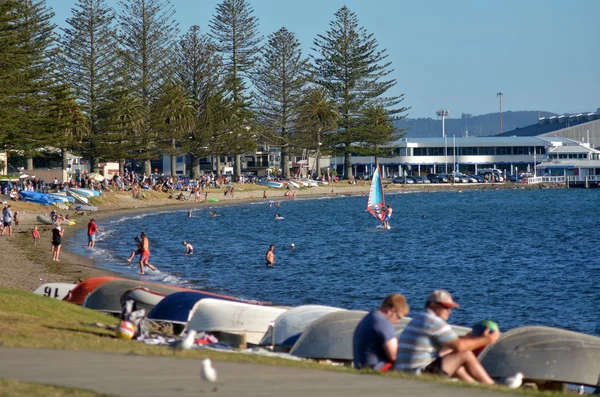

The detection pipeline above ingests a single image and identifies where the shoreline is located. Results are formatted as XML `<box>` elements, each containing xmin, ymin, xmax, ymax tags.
<box><xmin>0</xmin><ymin>181</ymin><xmax>561</xmax><ymax>293</ymax></box>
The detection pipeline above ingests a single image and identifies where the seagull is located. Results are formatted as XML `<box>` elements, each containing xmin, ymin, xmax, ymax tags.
<box><xmin>500</xmin><ymin>372</ymin><xmax>523</xmax><ymax>389</ymax></box>
<box><xmin>201</xmin><ymin>358</ymin><xmax>218</xmax><ymax>391</ymax></box>
<box><xmin>172</xmin><ymin>329</ymin><xmax>197</xmax><ymax>350</ymax></box>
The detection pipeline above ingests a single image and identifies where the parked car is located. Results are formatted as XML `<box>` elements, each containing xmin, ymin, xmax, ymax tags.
<box><xmin>426</xmin><ymin>173</ymin><xmax>443</xmax><ymax>183</ymax></box>
<box><xmin>412</xmin><ymin>176</ymin><xmax>430</xmax><ymax>184</ymax></box>
<box><xmin>471</xmin><ymin>175</ymin><xmax>485</xmax><ymax>183</ymax></box>
<box><xmin>392</xmin><ymin>176</ymin><xmax>414</xmax><ymax>184</ymax></box>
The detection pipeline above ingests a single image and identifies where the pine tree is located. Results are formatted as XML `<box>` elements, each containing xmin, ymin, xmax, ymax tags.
<box><xmin>0</xmin><ymin>0</ymin><xmax>26</xmax><ymax>150</ymax></box>
<box><xmin>296</xmin><ymin>87</ymin><xmax>340</xmax><ymax>178</ymax></box>
<box><xmin>253</xmin><ymin>27</ymin><xmax>311</xmax><ymax>179</ymax></box>
<box><xmin>312</xmin><ymin>6</ymin><xmax>409</xmax><ymax>179</ymax></box>
<box><xmin>59</xmin><ymin>0</ymin><xmax>119</xmax><ymax>172</ymax></box>
<box><xmin>4</xmin><ymin>0</ymin><xmax>59</xmax><ymax>169</ymax></box>
<box><xmin>150</xmin><ymin>82</ymin><xmax>195</xmax><ymax>177</ymax></box>
<box><xmin>117</xmin><ymin>0</ymin><xmax>179</xmax><ymax>176</ymax></box>
<box><xmin>209</xmin><ymin>0</ymin><xmax>261</xmax><ymax>180</ymax></box>
<box><xmin>175</xmin><ymin>25</ymin><xmax>230</xmax><ymax>179</ymax></box>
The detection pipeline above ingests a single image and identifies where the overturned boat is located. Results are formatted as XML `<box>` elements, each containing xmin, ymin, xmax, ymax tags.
<box><xmin>259</xmin><ymin>304</ymin><xmax>346</xmax><ymax>350</ymax></box>
<box><xmin>186</xmin><ymin>298</ymin><xmax>287</xmax><ymax>345</ymax></box>
<box><xmin>479</xmin><ymin>326</ymin><xmax>600</xmax><ymax>387</ymax></box>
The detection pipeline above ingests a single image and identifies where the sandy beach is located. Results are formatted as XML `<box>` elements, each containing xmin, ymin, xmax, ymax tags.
<box><xmin>0</xmin><ymin>183</ymin><xmax>375</xmax><ymax>292</ymax></box>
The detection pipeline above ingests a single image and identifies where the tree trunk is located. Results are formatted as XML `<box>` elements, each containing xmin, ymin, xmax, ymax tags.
<box><xmin>170</xmin><ymin>138</ymin><xmax>177</xmax><ymax>177</ymax></box>
<box><xmin>61</xmin><ymin>148</ymin><xmax>68</xmax><ymax>173</ymax></box>
<box><xmin>26</xmin><ymin>157</ymin><xmax>33</xmax><ymax>170</ymax></box>
<box><xmin>89</xmin><ymin>154</ymin><xmax>100</xmax><ymax>173</ymax></box>
<box><xmin>234</xmin><ymin>154</ymin><xmax>241</xmax><ymax>181</ymax></box>
<box><xmin>281</xmin><ymin>148</ymin><xmax>289</xmax><ymax>179</ymax></box>
<box><xmin>215</xmin><ymin>155</ymin><xmax>221</xmax><ymax>177</ymax></box>
<box><xmin>344</xmin><ymin>149</ymin><xmax>353</xmax><ymax>179</ymax></box>
<box><xmin>119</xmin><ymin>160</ymin><xmax>125</xmax><ymax>175</ymax></box>
<box><xmin>190</xmin><ymin>155</ymin><xmax>201</xmax><ymax>180</ymax></box>
<box><xmin>144</xmin><ymin>159</ymin><xmax>152</xmax><ymax>176</ymax></box>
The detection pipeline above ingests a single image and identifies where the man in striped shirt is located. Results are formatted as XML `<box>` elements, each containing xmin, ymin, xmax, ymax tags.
<box><xmin>396</xmin><ymin>290</ymin><xmax>498</xmax><ymax>385</ymax></box>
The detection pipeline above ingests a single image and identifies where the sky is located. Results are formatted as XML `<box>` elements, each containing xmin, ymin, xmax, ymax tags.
<box><xmin>46</xmin><ymin>0</ymin><xmax>600</xmax><ymax>119</ymax></box>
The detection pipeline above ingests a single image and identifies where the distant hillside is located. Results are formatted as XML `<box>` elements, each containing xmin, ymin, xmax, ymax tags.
<box><xmin>394</xmin><ymin>111</ymin><xmax>558</xmax><ymax>138</ymax></box>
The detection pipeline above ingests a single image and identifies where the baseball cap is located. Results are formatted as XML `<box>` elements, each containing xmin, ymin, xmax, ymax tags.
<box><xmin>427</xmin><ymin>289</ymin><xmax>460</xmax><ymax>308</ymax></box>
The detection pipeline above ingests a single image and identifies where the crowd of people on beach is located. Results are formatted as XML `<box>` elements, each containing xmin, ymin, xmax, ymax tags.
<box><xmin>352</xmin><ymin>290</ymin><xmax>520</xmax><ymax>388</ymax></box>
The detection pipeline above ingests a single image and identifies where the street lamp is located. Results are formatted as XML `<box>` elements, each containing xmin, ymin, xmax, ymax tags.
<box><xmin>436</xmin><ymin>110</ymin><xmax>449</xmax><ymax>138</ymax></box>
<box><xmin>497</xmin><ymin>92</ymin><xmax>503</xmax><ymax>134</ymax></box>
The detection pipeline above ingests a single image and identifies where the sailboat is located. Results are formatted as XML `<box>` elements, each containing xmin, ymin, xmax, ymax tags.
<box><xmin>367</xmin><ymin>165</ymin><xmax>387</xmax><ymax>229</ymax></box>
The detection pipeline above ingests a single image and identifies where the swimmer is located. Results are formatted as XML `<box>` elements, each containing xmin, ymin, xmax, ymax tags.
<box><xmin>266</xmin><ymin>244</ymin><xmax>275</xmax><ymax>266</ymax></box>
<box><xmin>182</xmin><ymin>241</ymin><xmax>194</xmax><ymax>255</ymax></box>
<box><xmin>275</xmin><ymin>214</ymin><xmax>284</xmax><ymax>220</ymax></box>
<box><xmin>209</xmin><ymin>212</ymin><xmax>217</xmax><ymax>217</ymax></box>
<box><xmin>290</xmin><ymin>243</ymin><xmax>295</xmax><ymax>249</ymax></box>
<box><xmin>188</xmin><ymin>209</ymin><xmax>192</xmax><ymax>217</ymax></box>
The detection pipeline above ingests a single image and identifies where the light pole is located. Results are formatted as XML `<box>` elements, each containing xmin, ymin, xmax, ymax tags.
<box><xmin>497</xmin><ymin>92</ymin><xmax>503</xmax><ymax>134</ymax></box>
<box><xmin>436</xmin><ymin>110</ymin><xmax>449</xmax><ymax>138</ymax></box>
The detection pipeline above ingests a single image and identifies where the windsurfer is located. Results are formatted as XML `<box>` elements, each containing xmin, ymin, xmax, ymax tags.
<box><xmin>383</xmin><ymin>205</ymin><xmax>392</xmax><ymax>229</ymax></box>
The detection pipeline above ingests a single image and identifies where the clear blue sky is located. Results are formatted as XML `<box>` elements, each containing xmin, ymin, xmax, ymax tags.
<box><xmin>46</xmin><ymin>0</ymin><xmax>600</xmax><ymax>119</ymax></box>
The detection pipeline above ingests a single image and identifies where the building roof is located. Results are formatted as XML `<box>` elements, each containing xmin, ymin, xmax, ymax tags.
<box><xmin>390</xmin><ymin>136</ymin><xmax>574</xmax><ymax>147</ymax></box>
<box><xmin>497</xmin><ymin>113</ymin><xmax>600</xmax><ymax>137</ymax></box>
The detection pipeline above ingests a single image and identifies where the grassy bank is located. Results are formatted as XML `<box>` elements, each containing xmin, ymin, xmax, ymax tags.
<box><xmin>0</xmin><ymin>288</ymin><xmax>572</xmax><ymax>397</ymax></box>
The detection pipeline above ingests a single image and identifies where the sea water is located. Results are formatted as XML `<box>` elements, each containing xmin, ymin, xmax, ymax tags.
<box><xmin>70</xmin><ymin>188</ymin><xmax>600</xmax><ymax>336</ymax></box>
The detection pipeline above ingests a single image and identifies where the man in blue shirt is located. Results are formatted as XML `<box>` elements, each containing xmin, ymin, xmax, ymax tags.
<box><xmin>397</xmin><ymin>290</ymin><xmax>499</xmax><ymax>385</ymax></box>
<box><xmin>353</xmin><ymin>294</ymin><xmax>410</xmax><ymax>371</ymax></box>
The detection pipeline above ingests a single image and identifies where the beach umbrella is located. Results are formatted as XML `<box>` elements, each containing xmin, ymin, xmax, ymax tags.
<box><xmin>88</xmin><ymin>172</ymin><xmax>105</xmax><ymax>182</ymax></box>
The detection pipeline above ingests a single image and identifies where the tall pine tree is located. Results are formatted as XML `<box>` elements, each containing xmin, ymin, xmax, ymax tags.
<box><xmin>8</xmin><ymin>0</ymin><xmax>59</xmax><ymax>170</ymax></box>
<box><xmin>253</xmin><ymin>27</ymin><xmax>311</xmax><ymax>179</ymax></box>
<box><xmin>209</xmin><ymin>0</ymin><xmax>261</xmax><ymax>179</ymax></box>
<box><xmin>117</xmin><ymin>0</ymin><xmax>179</xmax><ymax>176</ymax></box>
<box><xmin>176</xmin><ymin>25</ymin><xmax>233</xmax><ymax>179</ymax></box>
<box><xmin>59</xmin><ymin>0</ymin><xmax>119</xmax><ymax>172</ymax></box>
<box><xmin>312</xmin><ymin>6</ymin><xmax>408</xmax><ymax>179</ymax></box>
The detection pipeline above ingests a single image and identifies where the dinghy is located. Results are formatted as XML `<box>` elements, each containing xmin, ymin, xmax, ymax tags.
<box><xmin>147</xmin><ymin>291</ymin><xmax>258</xmax><ymax>325</ymax></box>
<box><xmin>67</xmin><ymin>190</ymin><xmax>89</xmax><ymax>205</ymax></box>
<box><xmin>120</xmin><ymin>287</ymin><xmax>168</xmax><ymax>313</ymax></box>
<box><xmin>64</xmin><ymin>276</ymin><xmax>126</xmax><ymax>305</ymax></box>
<box><xmin>83</xmin><ymin>280</ymin><xmax>193</xmax><ymax>314</ymax></box>
<box><xmin>259</xmin><ymin>305</ymin><xmax>346</xmax><ymax>350</ymax></box>
<box><xmin>186</xmin><ymin>298</ymin><xmax>287</xmax><ymax>345</ymax></box>
<box><xmin>479</xmin><ymin>326</ymin><xmax>600</xmax><ymax>387</ymax></box>
<box><xmin>33</xmin><ymin>282</ymin><xmax>76</xmax><ymax>300</ymax></box>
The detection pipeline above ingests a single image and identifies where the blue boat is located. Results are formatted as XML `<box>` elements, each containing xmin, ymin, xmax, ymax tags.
<box><xmin>147</xmin><ymin>291</ymin><xmax>263</xmax><ymax>326</ymax></box>
<box><xmin>20</xmin><ymin>191</ymin><xmax>64</xmax><ymax>206</ymax></box>
<box><xmin>257</xmin><ymin>180</ymin><xmax>284</xmax><ymax>188</ymax></box>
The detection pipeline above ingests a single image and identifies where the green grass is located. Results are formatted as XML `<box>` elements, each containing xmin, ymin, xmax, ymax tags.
<box><xmin>0</xmin><ymin>379</ymin><xmax>117</xmax><ymax>397</ymax></box>
<box><xmin>0</xmin><ymin>288</ymin><xmax>574</xmax><ymax>397</ymax></box>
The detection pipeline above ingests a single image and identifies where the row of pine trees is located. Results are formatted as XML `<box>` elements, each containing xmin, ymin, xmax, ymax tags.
<box><xmin>0</xmin><ymin>0</ymin><xmax>408</xmax><ymax>180</ymax></box>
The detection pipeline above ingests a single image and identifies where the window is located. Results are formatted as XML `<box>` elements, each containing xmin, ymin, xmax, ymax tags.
<box><xmin>414</xmin><ymin>148</ymin><xmax>427</xmax><ymax>156</ymax></box>
<box><xmin>496</xmin><ymin>147</ymin><xmax>510</xmax><ymax>155</ymax></box>
<box><xmin>461</xmin><ymin>147</ymin><xmax>477</xmax><ymax>155</ymax></box>
<box><xmin>480</xmin><ymin>147</ymin><xmax>495</xmax><ymax>155</ymax></box>
<box><xmin>429</xmin><ymin>147</ymin><xmax>443</xmax><ymax>156</ymax></box>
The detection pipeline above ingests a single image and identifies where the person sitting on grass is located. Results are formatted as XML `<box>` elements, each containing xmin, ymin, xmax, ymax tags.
<box><xmin>353</xmin><ymin>293</ymin><xmax>410</xmax><ymax>371</ymax></box>
<box><xmin>396</xmin><ymin>290</ymin><xmax>514</xmax><ymax>387</ymax></box>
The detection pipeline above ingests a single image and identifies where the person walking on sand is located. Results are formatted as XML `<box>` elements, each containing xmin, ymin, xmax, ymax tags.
<box><xmin>182</xmin><ymin>241</ymin><xmax>194</xmax><ymax>255</ymax></box>
<box><xmin>52</xmin><ymin>224</ymin><xmax>64</xmax><ymax>261</ymax></box>
<box><xmin>266</xmin><ymin>245</ymin><xmax>275</xmax><ymax>267</ymax></box>
<box><xmin>87</xmin><ymin>218</ymin><xmax>98</xmax><ymax>248</ymax></box>
<box><xmin>139</xmin><ymin>232</ymin><xmax>157</xmax><ymax>274</ymax></box>
<box><xmin>32</xmin><ymin>226</ymin><xmax>40</xmax><ymax>245</ymax></box>
<box><xmin>1</xmin><ymin>204</ymin><xmax>13</xmax><ymax>236</ymax></box>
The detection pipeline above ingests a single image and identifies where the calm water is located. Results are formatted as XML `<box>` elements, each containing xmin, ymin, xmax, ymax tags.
<box><xmin>70</xmin><ymin>188</ymin><xmax>600</xmax><ymax>336</ymax></box>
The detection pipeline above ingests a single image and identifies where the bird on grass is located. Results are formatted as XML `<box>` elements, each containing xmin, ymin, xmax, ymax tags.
<box><xmin>500</xmin><ymin>372</ymin><xmax>523</xmax><ymax>389</ymax></box>
<box><xmin>201</xmin><ymin>358</ymin><xmax>217</xmax><ymax>392</ymax></box>
<box><xmin>171</xmin><ymin>330</ymin><xmax>197</xmax><ymax>350</ymax></box>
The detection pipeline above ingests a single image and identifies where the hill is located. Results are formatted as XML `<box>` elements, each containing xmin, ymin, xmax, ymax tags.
<box><xmin>394</xmin><ymin>111</ymin><xmax>558</xmax><ymax>138</ymax></box>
